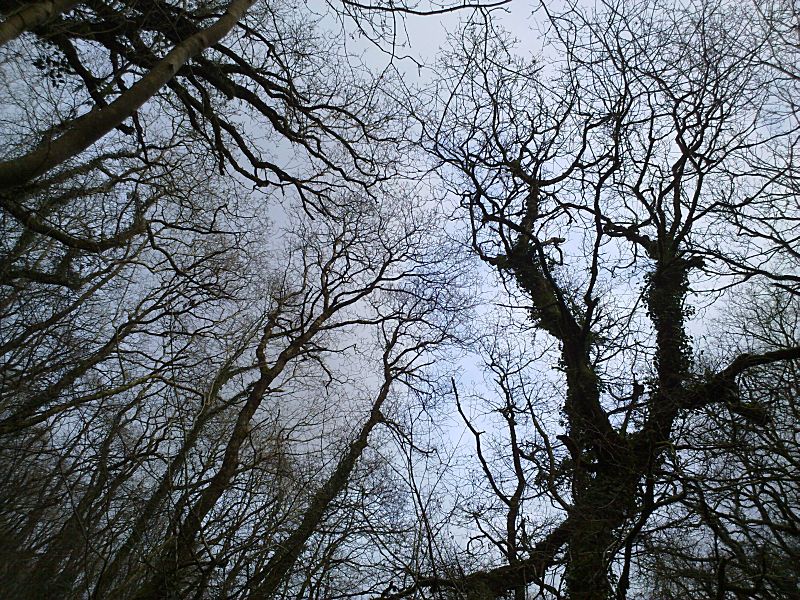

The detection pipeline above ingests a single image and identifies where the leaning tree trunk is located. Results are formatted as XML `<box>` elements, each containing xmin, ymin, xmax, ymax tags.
<box><xmin>0</xmin><ymin>0</ymin><xmax>79</xmax><ymax>46</ymax></box>
<box><xmin>0</xmin><ymin>0</ymin><xmax>255</xmax><ymax>191</ymax></box>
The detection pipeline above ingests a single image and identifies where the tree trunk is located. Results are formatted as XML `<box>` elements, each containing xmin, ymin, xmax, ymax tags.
<box><xmin>0</xmin><ymin>0</ymin><xmax>255</xmax><ymax>191</ymax></box>
<box><xmin>565</xmin><ymin>472</ymin><xmax>635</xmax><ymax>600</ymax></box>
<box><xmin>247</xmin><ymin>377</ymin><xmax>391</xmax><ymax>599</ymax></box>
<box><xmin>0</xmin><ymin>0</ymin><xmax>78</xmax><ymax>46</ymax></box>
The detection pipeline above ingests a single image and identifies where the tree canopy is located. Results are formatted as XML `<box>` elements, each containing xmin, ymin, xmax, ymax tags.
<box><xmin>1</xmin><ymin>0</ymin><xmax>799</xmax><ymax>598</ymax></box>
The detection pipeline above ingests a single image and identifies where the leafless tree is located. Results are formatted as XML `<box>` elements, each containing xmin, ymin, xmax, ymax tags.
<box><xmin>2</xmin><ymin>184</ymin><xmax>467</xmax><ymax>599</ymax></box>
<box><xmin>401</xmin><ymin>0</ymin><xmax>800</xmax><ymax>597</ymax></box>
<box><xmin>5</xmin><ymin>0</ymin><xmax>800</xmax><ymax>597</ymax></box>
<box><xmin>0</xmin><ymin>0</ymin><xmax>480</xmax><ymax>596</ymax></box>
<box><xmin>641</xmin><ymin>286</ymin><xmax>800</xmax><ymax>599</ymax></box>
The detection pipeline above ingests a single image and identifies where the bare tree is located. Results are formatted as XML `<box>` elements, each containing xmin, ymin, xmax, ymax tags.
<box><xmin>403</xmin><ymin>0</ymin><xmax>800</xmax><ymax>597</ymax></box>
<box><xmin>2</xmin><ymin>184</ymin><xmax>465</xmax><ymax>599</ymax></box>
<box><xmin>643</xmin><ymin>286</ymin><xmax>800</xmax><ymax>599</ymax></box>
<box><xmin>0</xmin><ymin>0</ymin><xmax>477</xmax><ymax>596</ymax></box>
<box><xmin>5</xmin><ymin>0</ymin><xmax>800</xmax><ymax>597</ymax></box>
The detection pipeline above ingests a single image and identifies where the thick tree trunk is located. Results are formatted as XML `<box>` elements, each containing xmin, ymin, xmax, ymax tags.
<box><xmin>0</xmin><ymin>0</ymin><xmax>78</xmax><ymax>46</ymax></box>
<box><xmin>564</xmin><ymin>475</ymin><xmax>634</xmax><ymax>600</ymax></box>
<box><xmin>0</xmin><ymin>0</ymin><xmax>255</xmax><ymax>191</ymax></box>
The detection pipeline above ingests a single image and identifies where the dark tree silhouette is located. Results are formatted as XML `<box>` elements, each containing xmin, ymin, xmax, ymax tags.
<box><xmin>407</xmin><ymin>0</ymin><xmax>800</xmax><ymax>597</ymax></box>
<box><xmin>2</xmin><ymin>0</ymin><xmax>799</xmax><ymax>598</ymax></box>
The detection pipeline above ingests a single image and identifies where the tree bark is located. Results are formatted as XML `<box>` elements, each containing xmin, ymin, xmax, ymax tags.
<box><xmin>247</xmin><ymin>375</ymin><xmax>392</xmax><ymax>599</ymax></box>
<box><xmin>0</xmin><ymin>0</ymin><xmax>255</xmax><ymax>191</ymax></box>
<box><xmin>0</xmin><ymin>0</ymin><xmax>78</xmax><ymax>46</ymax></box>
